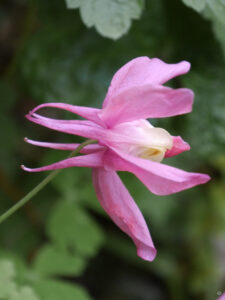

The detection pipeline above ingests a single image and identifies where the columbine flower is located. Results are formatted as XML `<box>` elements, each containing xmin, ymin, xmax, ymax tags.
<box><xmin>22</xmin><ymin>57</ymin><xmax>210</xmax><ymax>261</ymax></box>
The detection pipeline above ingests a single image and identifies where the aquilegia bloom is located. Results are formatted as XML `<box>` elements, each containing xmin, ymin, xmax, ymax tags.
<box><xmin>23</xmin><ymin>57</ymin><xmax>210</xmax><ymax>261</ymax></box>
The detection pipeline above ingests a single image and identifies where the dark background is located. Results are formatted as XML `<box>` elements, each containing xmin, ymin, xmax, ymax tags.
<box><xmin>0</xmin><ymin>0</ymin><xmax>224</xmax><ymax>299</ymax></box>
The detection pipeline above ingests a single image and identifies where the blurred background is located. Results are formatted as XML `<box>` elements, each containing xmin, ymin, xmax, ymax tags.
<box><xmin>0</xmin><ymin>0</ymin><xmax>224</xmax><ymax>299</ymax></box>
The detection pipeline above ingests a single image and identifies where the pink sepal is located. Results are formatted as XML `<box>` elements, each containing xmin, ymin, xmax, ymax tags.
<box><xmin>93</xmin><ymin>168</ymin><xmax>157</xmax><ymax>261</ymax></box>
<box><xmin>165</xmin><ymin>136</ymin><xmax>190</xmax><ymax>158</ymax></box>
<box><xmin>21</xmin><ymin>151</ymin><xmax>104</xmax><ymax>172</ymax></box>
<box><xmin>24</xmin><ymin>138</ymin><xmax>104</xmax><ymax>153</ymax></box>
<box><xmin>103</xmin><ymin>56</ymin><xmax>190</xmax><ymax>108</ymax></box>
<box><xmin>104</xmin><ymin>148</ymin><xmax>210</xmax><ymax>196</ymax></box>
<box><xmin>26</xmin><ymin>113</ymin><xmax>105</xmax><ymax>141</ymax></box>
<box><xmin>30</xmin><ymin>102</ymin><xmax>105</xmax><ymax>127</ymax></box>
<box><xmin>100</xmin><ymin>85</ymin><xmax>193</xmax><ymax>127</ymax></box>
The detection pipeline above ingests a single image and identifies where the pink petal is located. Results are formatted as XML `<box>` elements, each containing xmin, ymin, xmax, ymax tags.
<box><xmin>103</xmin><ymin>56</ymin><xmax>190</xmax><ymax>108</ymax></box>
<box><xmin>104</xmin><ymin>148</ymin><xmax>210</xmax><ymax>196</ymax></box>
<box><xmin>26</xmin><ymin>113</ymin><xmax>152</xmax><ymax>149</ymax></box>
<box><xmin>99</xmin><ymin>85</ymin><xmax>193</xmax><ymax>127</ymax></box>
<box><xmin>92</xmin><ymin>168</ymin><xmax>157</xmax><ymax>261</ymax></box>
<box><xmin>218</xmin><ymin>293</ymin><xmax>225</xmax><ymax>300</ymax></box>
<box><xmin>31</xmin><ymin>112</ymin><xmax>93</xmax><ymax>125</ymax></box>
<box><xmin>21</xmin><ymin>151</ymin><xmax>104</xmax><ymax>172</ymax></box>
<box><xmin>165</xmin><ymin>136</ymin><xmax>190</xmax><ymax>158</ymax></box>
<box><xmin>30</xmin><ymin>102</ymin><xmax>105</xmax><ymax>127</ymax></box>
<box><xmin>26</xmin><ymin>113</ymin><xmax>106</xmax><ymax>141</ymax></box>
<box><xmin>25</xmin><ymin>138</ymin><xmax>104</xmax><ymax>153</ymax></box>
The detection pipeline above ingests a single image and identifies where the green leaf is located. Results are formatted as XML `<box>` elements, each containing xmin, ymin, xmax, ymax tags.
<box><xmin>47</xmin><ymin>201</ymin><xmax>104</xmax><ymax>257</ymax></box>
<box><xmin>10</xmin><ymin>287</ymin><xmax>39</xmax><ymax>300</ymax></box>
<box><xmin>182</xmin><ymin>0</ymin><xmax>206</xmax><ymax>12</ymax></box>
<box><xmin>213</xmin><ymin>20</ymin><xmax>225</xmax><ymax>61</ymax></box>
<box><xmin>0</xmin><ymin>259</ymin><xmax>16</xmax><ymax>281</ymax></box>
<box><xmin>182</xmin><ymin>0</ymin><xmax>225</xmax><ymax>20</ymax></box>
<box><xmin>66</xmin><ymin>0</ymin><xmax>144</xmax><ymax>39</ymax></box>
<box><xmin>181</xmin><ymin>0</ymin><xmax>225</xmax><ymax>60</ymax></box>
<box><xmin>205</xmin><ymin>1</ymin><xmax>225</xmax><ymax>60</ymax></box>
<box><xmin>33</xmin><ymin>279</ymin><xmax>92</xmax><ymax>300</ymax></box>
<box><xmin>206</xmin><ymin>2</ymin><xmax>225</xmax><ymax>59</ymax></box>
<box><xmin>0</xmin><ymin>259</ymin><xmax>39</xmax><ymax>300</ymax></box>
<box><xmin>0</xmin><ymin>260</ymin><xmax>17</xmax><ymax>298</ymax></box>
<box><xmin>65</xmin><ymin>0</ymin><xmax>82</xmax><ymax>9</ymax></box>
<box><xmin>0</xmin><ymin>255</ymin><xmax>91</xmax><ymax>300</ymax></box>
<box><xmin>34</xmin><ymin>244</ymin><xmax>87</xmax><ymax>276</ymax></box>
<box><xmin>0</xmin><ymin>252</ymin><xmax>28</xmax><ymax>284</ymax></box>
<box><xmin>207</xmin><ymin>0</ymin><xmax>225</xmax><ymax>25</ymax></box>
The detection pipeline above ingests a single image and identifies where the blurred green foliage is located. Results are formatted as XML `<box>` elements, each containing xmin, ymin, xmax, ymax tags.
<box><xmin>0</xmin><ymin>0</ymin><xmax>224</xmax><ymax>299</ymax></box>
<box><xmin>183</xmin><ymin>66</ymin><xmax>225</xmax><ymax>160</ymax></box>
<box><xmin>0</xmin><ymin>259</ymin><xmax>39</xmax><ymax>300</ymax></box>
<box><xmin>0</xmin><ymin>257</ymin><xmax>92</xmax><ymax>300</ymax></box>
<box><xmin>182</xmin><ymin>0</ymin><xmax>225</xmax><ymax>58</ymax></box>
<box><xmin>65</xmin><ymin>0</ymin><xmax>145</xmax><ymax>40</ymax></box>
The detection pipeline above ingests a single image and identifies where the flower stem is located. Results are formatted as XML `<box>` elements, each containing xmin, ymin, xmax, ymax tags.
<box><xmin>0</xmin><ymin>139</ymin><xmax>97</xmax><ymax>225</ymax></box>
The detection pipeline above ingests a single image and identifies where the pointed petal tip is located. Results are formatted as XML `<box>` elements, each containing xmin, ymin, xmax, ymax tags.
<box><xmin>25</xmin><ymin>113</ymin><xmax>32</xmax><ymax>120</ymax></box>
<box><xmin>137</xmin><ymin>245</ymin><xmax>157</xmax><ymax>262</ymax></box>
<box><xmin>30</xmin><ymin>104</ymin><xmax>44</xmax><ymax>115</ymax></box>
<box><xmin>180</xmin><ymin>60</ymin><xmax>191</xmax><ymax>72</ymax></box>
<box><xmin>199</xmin><ymin>173</ymin><xmax>211</xmax><ymax>184</ymax></box>
<box><xmin>185</xmin><ymin>142</ymin><xmax>191</xmax><ymax>151</ymax></box>
<box><xmin>30</xmin><ymin>108</ymin><xmax>37</xmax><ymax>114</ymax></box>
<box><xmin>187</xmin><ymin>173</ymin><xmax>211</xmax><ymax>188</ymax></box>
<box><xmin>165</xmin><ymin>136</ymin><xmax>191</xmax><ymax>158</ymax></box>
<box><xmin>150</xmin><ymin>58</ymin><xmax>191</xmax><ymax>76</ymax></box>
<box><xmin>21</xmin><ymin>164</ymin><xmax>35</xmax><ymax>172</ymax></box>
<box><xmin>24</xmin><ymin>137</ymin><xmax>36</xmax><ymax>145</ymax></box>
<box><xmin>26</xmin><ymin>111</ymin><xmax>38</xmax><ymax>119</ymax></box>
<box><xmin>106</xmin><ymin>148</ymin><xmax>211</xmax><ymax>196</ymax></box>
<box><xmin>21</xmin><ymin>164</ymin><xmax>27</xmax><ymax>171</ymax></box>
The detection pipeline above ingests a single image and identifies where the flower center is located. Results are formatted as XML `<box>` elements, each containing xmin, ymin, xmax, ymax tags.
<box><xmin>138</xmin><ymin>146</ymin><xmax>166</xmax><ymax>161</ymax></box>
<box><xmin>111</xmin><ymin>120</ymin><xmax>173</xmax><ymax>162</ymax></box>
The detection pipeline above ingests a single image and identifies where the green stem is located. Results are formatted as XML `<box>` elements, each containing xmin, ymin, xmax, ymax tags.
<box><xmin>0</xmin><ymin>139</ymin><xmax>97</xmax><ymax>225</ymax></box>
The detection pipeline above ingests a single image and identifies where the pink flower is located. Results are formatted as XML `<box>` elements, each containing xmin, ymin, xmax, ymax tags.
<box><xmin>22</xmin><ymin>57</ymin><xmax>210</xmax><ymax>262</ymax></box>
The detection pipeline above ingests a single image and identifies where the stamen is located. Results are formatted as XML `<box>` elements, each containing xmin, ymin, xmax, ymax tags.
<box><xmin>139</xmin><ymin>147</ymin><xmax>165</xmax><ymax>162</ymax></box>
